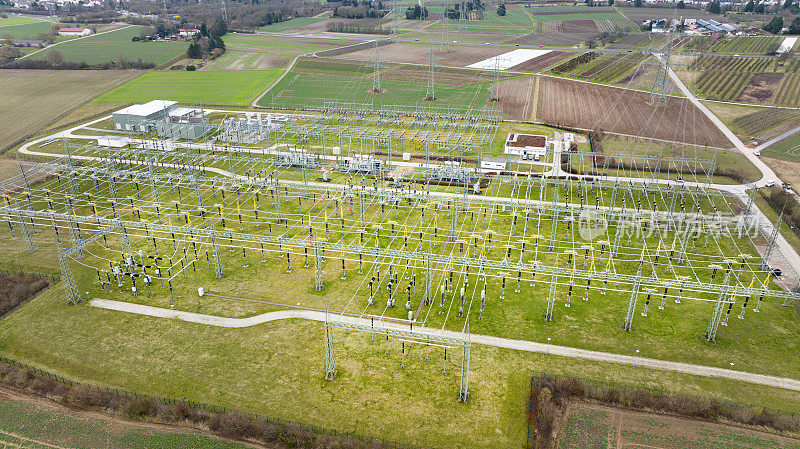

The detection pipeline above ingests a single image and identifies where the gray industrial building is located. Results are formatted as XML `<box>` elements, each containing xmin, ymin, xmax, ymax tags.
<box><xmin>112</xmin><ymin>100</ymin><xmax>209</xmax><ymax>139</ymax></box>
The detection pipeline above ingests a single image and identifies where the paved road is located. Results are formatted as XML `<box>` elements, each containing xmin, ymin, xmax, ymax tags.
<box><xmin>90</xmin><ymin>298</ymin><xmax>800</xmax><ymax>392</ymax></box>
<box><xmin>664</xmin><ymin>58</ymin><xmax>800</xmax><ymax>281</ymax></box>
<box><xmin>759</xmin><ymin>124</ymin><xmax>800</xmax><ymax>151</ymax></box>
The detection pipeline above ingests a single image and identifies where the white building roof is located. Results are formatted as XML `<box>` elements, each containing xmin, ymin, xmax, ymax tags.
<box><xmin>114</xmin><ymin>100</ymin><xmax>178</xmax><ymax>117</ymax></box>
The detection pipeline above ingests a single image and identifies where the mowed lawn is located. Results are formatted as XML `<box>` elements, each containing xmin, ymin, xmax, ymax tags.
<box><xmin>31</xmin><ymin>26</ymin><xmax>187</xmax><ymax>65</ymax></box>
<box><xmin>93</xmin><ymin>69</ymin><xmax>284</xmax><ymax>105</ymax></box>
<box><xmin>0</xmin><ymin>70</ymin><xmax>138</xmax><ymax>150</ymax></box>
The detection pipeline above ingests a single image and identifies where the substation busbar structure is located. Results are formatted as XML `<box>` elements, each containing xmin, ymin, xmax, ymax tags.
<box><xmin>2</xmin><ymin>109</ymin><xmax>798</xmax><ymax>402</ymax></box>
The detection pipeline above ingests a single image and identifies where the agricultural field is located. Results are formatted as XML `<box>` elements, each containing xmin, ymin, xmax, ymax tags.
<box><xmin>0</xmin><ymin>16</ymin><xmax>43</xmax><ymax>27</ymax></box>
<box><xmin>686</xmin><ymin>55</ymin><xmax>800</xmax><ymax>105</ymax></box>
<box><xmin>332</xmin><ymin>41</ymin><xmax>499</xmax><ymax>67</ymax></box>
<box><xmin>774</xmin><ymin>74</ymin><xmax>800</xmax><ymax>108</ymax></box>
<box><xmin>29</xmin><ymin>26</ymin><xmax>187</xmax><ymax>65</ymax></box>
<box><xmin>731</xmin><ymin>108</ymin><xmax>800</xmax><ymax>138</ymax></box>
<box><xmin>256</xmin><ymin>17</ymin><xmax>326</xmax><ymax>33</ymax></box>
<box><xmin>557</xmin><ymin>403</ymin><xmax>800</xmax><ymax>449</ymax></box>
<box><xmin>0</xmin><ymin>19</ymin><xmax>52</xmax><ymax>39</ymax></box>
<box><xmin>0</xmin><ymin>388</ymin><xmax>253</xmax><ymax>448</ymax></box>
<box><xmin>537</xmin><ymin>75</ymin><xmax>729</xmax><ymax>147</ymax></box>
<box><xmin>259</xmin><ymin>57</ymin><xmax>492</xmax><ymax>111</ymax></box>
<box><xmin>203</xmin><ymin>35</ymin><xmax>358</xmax><ymax>70</ymax></box>
<box><xmin>0</xmin><ymin>69</ymin><xmax>137</xmax><ymax>151</ymax></box>
<box><xmin>92</xmin><ymin>69</ymin><xmax>283</xmax><ymax>105</ymax></box>
<box><xmin>549</xmin><ymin>51</ymin><xmax>648</xmax><ymax>85</ymax></box>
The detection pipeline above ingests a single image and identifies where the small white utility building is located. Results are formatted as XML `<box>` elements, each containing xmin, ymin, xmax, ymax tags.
<box><xmin>503</xmin><ymin>133</ymin><xmax>548</xmax><ymax>158</ymax></box>
<box><xmin>481</xmin><ymin>156</ymin><xmax>507</xmax><ymax>172</ymax></box>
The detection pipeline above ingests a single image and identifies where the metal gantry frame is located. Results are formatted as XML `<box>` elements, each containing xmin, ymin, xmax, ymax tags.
<box><xmin>3</xmin><ymin>104</ymin><xmax>799</xmax><ymax>402</ymax></box>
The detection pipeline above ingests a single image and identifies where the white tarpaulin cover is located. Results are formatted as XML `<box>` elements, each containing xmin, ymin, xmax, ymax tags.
<box><xmin>467</xmin><ymin>49</ymin><xmax>552</xmax><ymax>70</ymax></box>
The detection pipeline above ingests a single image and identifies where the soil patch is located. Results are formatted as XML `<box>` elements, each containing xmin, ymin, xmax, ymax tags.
<box><xmin>738</xmin><ymin>73</ymin><xmax>783</xmax><ymax>104</ymax></box>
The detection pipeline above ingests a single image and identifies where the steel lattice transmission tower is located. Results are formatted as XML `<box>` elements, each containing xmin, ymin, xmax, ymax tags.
<box><xmin>490</xmin><ymin>46</ymin><xmax>501</xmax><ymax>102</ymax></box>
<box><xmin>648</xmin><ymin>11</ymin><xmax>677</xmax><ymax>105</ymax></box>
<box><xmin>372</xmin><ymin>40</ymin><xmax>381</xmax><ymax>93</ymax></box>
<box><xmin>648</xmin><ymin>48</ymin><xmax>672</xmax><ymax>105</ymax></box>
<box><xmin>426</xmin><ymin>45</ymin><xmax>436</xmax><ymax>101</ymax></box>
<box><xmin>221</xmin><ymin>0</ymin><xmax>227</xmax><ymax>21</ymax></box>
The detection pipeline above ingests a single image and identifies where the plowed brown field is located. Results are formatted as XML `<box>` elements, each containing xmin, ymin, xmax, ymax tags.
<box><xmin>536</xmin><ymin>76</ymin><xmax>729</xmax><ymax>147</ymax></box>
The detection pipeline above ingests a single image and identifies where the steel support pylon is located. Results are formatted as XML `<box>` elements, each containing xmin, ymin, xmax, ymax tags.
<box><xmin>459</xmin><ymin>325</ymin><xmax>470</xmax><ymax>403</ymax></box>
<box><xmin>58</xmin><ymin>245</ymin><xmax>81</xmax><ymax>305</ymax></box>
<box><xmin>324</xmin><ymin>309</ymin><xmax>336</xmax><ymax>379</ymax></box>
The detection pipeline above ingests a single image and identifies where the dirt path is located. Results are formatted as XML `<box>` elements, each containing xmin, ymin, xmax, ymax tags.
<box><xmin>90</xmin><ymin>298</ymin><xmax>800</xmax><ymax>393</ymax></box>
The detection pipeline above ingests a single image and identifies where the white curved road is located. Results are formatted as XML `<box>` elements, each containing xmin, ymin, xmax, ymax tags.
<box><xmin>91</xmin><ymin>298</ymin><xmax>800</xmax><ymax>392</ymax></box>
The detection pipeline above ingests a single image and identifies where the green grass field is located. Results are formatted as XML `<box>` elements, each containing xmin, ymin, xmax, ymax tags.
<box><xmin>0</xmin><ymin>16</ymin><xmax>44</xmax><ymax>27</ymax></box>
<box><xmin>0</xmin><ymin>20</ymin><xmax>52</xmax><ymax>39</ymax></box>
<box><xmin>30</xmin><ymin>26</ymin><xmax>187</xmax><ymax>65</ymax></box>
<box><xmin>256</xmin><ymin>17</ymin><xmax>325</xmax><ymax>33</ymax></box>
<box><xmin>0</xmin><ymin>391</ymin><xmax>252</xmax><ymax>449</ymax></box>
<box><xmin>2</xmin><ymin>282</ymin><xmax>800</xmax><ymax>449</ymax></box>
<box><xmin>93</xmin><ymin>69</ymin><xmax>283</xmax><ymax>105</ymax></box>
<box><xmin>203</xmin><ymin>35</ymin><xmax>358</xmax><ymax>70</ymax></box>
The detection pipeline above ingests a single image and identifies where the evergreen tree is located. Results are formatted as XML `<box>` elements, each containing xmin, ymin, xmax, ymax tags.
<box><xmin>497</xmin><ymin>4</ymin><xmax>506</xmax><ymax>16</ymax></box>
<box><xmin>744</xmin><ymin>0</ymin><xmax>755</xmax><ymax>12</ymax></box>
<box><xmin>764</xmin><ymin>15</ymin><xmax>784</xmax><ymax>33</ymax></box>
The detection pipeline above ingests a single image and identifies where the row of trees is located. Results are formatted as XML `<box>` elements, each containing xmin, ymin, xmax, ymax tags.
<box><xmin>405</xmin><ymin>4</ymin><xmax>429</xmax><ymax>20</ymax></box>
<box><xmin>765</xmin><ymin>15</ymin><xmax>800</xmax><ymax>33</ymax></box>
<box><xmin>332</xmin><ymin>0</ymin><xmax>385</xmax><ymax>19</ymax></box>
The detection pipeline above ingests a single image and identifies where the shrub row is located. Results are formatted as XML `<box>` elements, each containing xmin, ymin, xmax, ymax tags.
<box><xmin>0</xmin><ymin>58</ymin><xmax>155</xmax><ymax>70</ymax></box>
<box><xmin>0</xmin><ymin>362</ymin><xmax>412</xmax><ymax>448</ymax></box>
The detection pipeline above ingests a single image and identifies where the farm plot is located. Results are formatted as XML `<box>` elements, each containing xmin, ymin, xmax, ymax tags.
<box><xmin>731</xmin><ymin>107</ymin><xmax>800</xmax><ymax>137</ymax></box>
<box><xmin>29</xmin><ymin>26</ymin><xmax>187</xmax><ymax>65</ymax></box>
<box><xmin>739</xmin><ymin>73</ymin><xmax>784</xmax><ymax>104</ymax></box>
<box><xmin>0</xmin><ymin>20</ymin><xmax>52</xmax><ymax>39</ymax></box>
<box><xmin>92</xmin><ymin>70</ymin><xmax>283</xmax><ymax>105</ymax></box>
<box><xmin>427</xmin><ymin>9</ymin><xmax>534</xmax><ymax>34</ymax></box>
<box><xmin>710</xmin><ymin>35</ymin><xmax>784</xmax><ymax>55</ymax></box>
<box><xmin>558</xmin><ymin>403</ymin><xmax>800</xmax><ymax>449</ymax></box>
<box><xmin>537</xmin><ymin>75</ymin><xmax>729</xmax><ymax>147</ymax></box>
<box><xmin>774</xmin><ymin>74</ymin><xmax>800</xmax><ymax>107</ymax></box>
<box><xmin>0</xmin><ymin>16</ymin><xmax>43</xmax><ymax>26</ymax></box>
<box><xmin>204</xmin><ymin>35</ymin><xmax>357</xmax><ymax>70</ymax></box>
<box><xmin>335</xmin><ymin>42</ymin><xmax>498</xmax><ymax>68</ymax></box>
<box><xmin>506</xmin><ymin>32</ymin><xmax>590</xmax><ymax>47</ymax></box>
<box><xmin>693</xmin><ymin>70</ymin><xmax>755</xmax><ymax>102</ymax></box>
<box><xmin>508</xmin><ymin>50</ymin><xmax>573</xmax><ymax>72</ymax></box>
<box><xmin>256</xmin><ymin>17</ymin><xmax>326</xmax><ymax>33</ymax></box>
<box><xmin>0</xmin><ymin>389</ymin><xmax>253</xmax><ymax>449</ymax></box>
<box><xmin>0</xmin><ymin>70</ymin><xmax>137</xmax><ymax>151</ymax></box>
<box><xmin>549</xmin><ymin>51</ymin><xmax>648</xmax><ymax>85</ymax></box>
<box><xmin>558</xmin><ymin>52</ymin><xmax>647</xmax><ymax>84</ymax></box>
